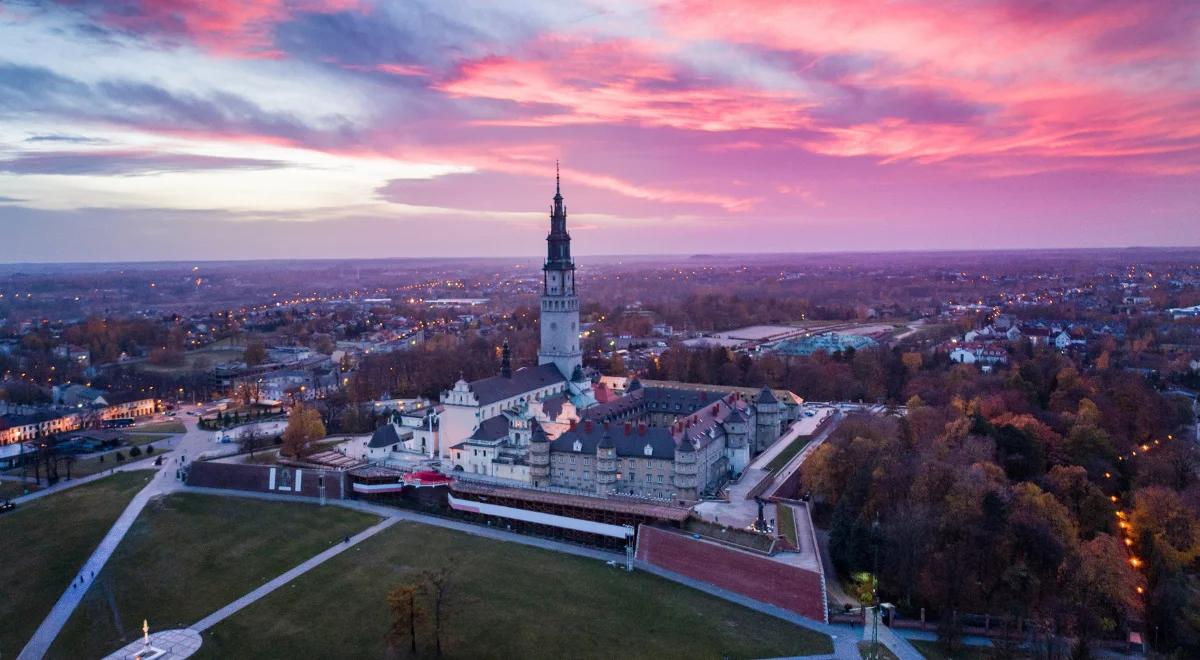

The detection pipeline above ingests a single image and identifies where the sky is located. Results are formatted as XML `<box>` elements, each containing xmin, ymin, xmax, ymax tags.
<box><xmin>0</xmin><ymin>0</ymin><xmax>1197</xmax><ymax>263</ymax></box>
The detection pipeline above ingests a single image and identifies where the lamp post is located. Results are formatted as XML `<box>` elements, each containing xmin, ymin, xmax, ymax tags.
<box><xmin>871</xmin><ymin>515</ymin><xmax>882</xmax><ymax>660</ymax></box>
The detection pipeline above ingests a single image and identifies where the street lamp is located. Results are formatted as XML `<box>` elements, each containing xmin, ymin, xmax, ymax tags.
<box><xmin>870</xmin><ymin>515</ymin><xmax>882</xmax><ymax>660</ymax></box>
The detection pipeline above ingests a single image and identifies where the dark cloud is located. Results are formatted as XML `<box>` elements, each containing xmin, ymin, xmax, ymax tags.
<box><xmin>0</xmin><ymin>150</ymin><xmax>287</xmax><ymax>176</ymax></box>
<box><xmin>0</xmin><ymin>64</ymin><xmax>359</xmax><ymax>146</ymax></box>
<box><xmin>24</xmin><ymin>134</ymin><xmax>109</xmax><ymax>145</ymax></box>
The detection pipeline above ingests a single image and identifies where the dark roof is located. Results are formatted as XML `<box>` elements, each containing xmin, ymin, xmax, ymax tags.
<box><xmin>368</xmin><ymin>424</ymin><xmax>412</xmax><ymax>448</ymax></box>
<box><xmin>725</xmin><ymin>407</ymin><xmax>748</xmax><ymax>423</ymax></box>
<box><xmin>583</xmin><ymin>387</ymin><xmax>645</xmax><ymax>421</ymax></box>
<box><xmin>467</xmin><ymin>364</ymin><xmax>565</xmax><ymax>406</ymax></box>
<box><xmin>530</xmin><ymin>419</ymin><xmax>549</xmax><ymax>443</ymax></box>
<box><xmin>469</xmin><ymin>415</ymin><xmax>510</xmax><ymax>442</ymax></box>
<box><xmin>626</xmin><ymin>377</ymin><xmax>642</xmax><ymax>392</ymax></box>
<box><xmin>551</xmin><ymin>421</ymin><xmax>677</xmax><ymax>460</ymax></box>
<box><xmin>756</xmin><ymin>385</ymin><xmax>778</xmax><ymax>404</ymax></box>
<box><xmin>641</xmin><ymin>386</ymin><xmax>725</xmax><ymax>416</ymax></box>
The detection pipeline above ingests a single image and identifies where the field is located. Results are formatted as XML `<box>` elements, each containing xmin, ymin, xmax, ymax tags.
<box><xmin>860</xmin><ymin>640</ymin><xmax>901</xmax><ymax>659</ymax></box>
<box><xmin>138</xmin><ymin>348</ymin><xmax>245</xmax><ymax>374</ymax></box>
<box><xmin>196</xmin><ymin>521</ymin><xmax>832</xmax><ymax>659</ymax></box>
<box><xmin>777</xmin><ymin>502</ymin><xmax>798</xmax><ymax>545</ymax></box>
<box><xmin>132</xmin><ymin>420</ymin><xmax>187</xmax><ymax>434</ymax></box>
<box><xmin>911</xmin><ymin>639</ymin><xmax>1001</xmax><ymax>659</ymax></box>
<box><xmin>48</xmin><ymin>494</ymin><xmax>380</xmax><ymax>658</ymax></box>
<box><xmin>0</xmin><ymin>471</ymin><xmax>153</xmax><ymax>658</ymax></box>
<box><xmin>0</xmin><ymin>478</ymin><xmax>41</xmax><ymax>499</ymax></box>
<box><xmin>766</xmin><ymin>435</ymin><xmax>812</xmax><ymax>473</ymax></box>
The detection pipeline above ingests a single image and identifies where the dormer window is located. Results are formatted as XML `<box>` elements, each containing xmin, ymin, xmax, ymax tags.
<box><xmin>573</xmin><ymin>440</ymin><xmax>582</xmax><ymax>452</ymax></box>
<box><xmin>643</xmin><ymin>443</ymin><xmax>653</xmax><ymax>456</ymax></box>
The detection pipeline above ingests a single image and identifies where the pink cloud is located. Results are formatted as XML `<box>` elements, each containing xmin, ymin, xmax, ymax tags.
<box><xmin>437</xmin><ymin>36</ymin><xmax>812</xmax><ymax>132</ymax></box>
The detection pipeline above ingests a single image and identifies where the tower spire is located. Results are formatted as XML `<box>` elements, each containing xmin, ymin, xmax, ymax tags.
<box><xmin>555</xmin><ymin>160</ymin><xmax>561</xmax><ymax>198</ymax></box>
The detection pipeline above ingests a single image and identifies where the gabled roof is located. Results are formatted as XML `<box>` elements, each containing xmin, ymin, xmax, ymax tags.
<box><xmin>467</xmin><ymin>364</ymin><xmax>565</xmax><ymax>406</ymax></box>
<box><xmin>756</xmin><ymin>385</ymin><xmax>778</xmax><ymax>404</ymax></box>
<box><xmin>469</xmin><ymin>415</ymin><xmax>511</xmax><ymax>442</ymax></box>
<box><xmin>368</xmin><ymin>424</ymin><xmax>413</xmax><ymax>448</ymax></box>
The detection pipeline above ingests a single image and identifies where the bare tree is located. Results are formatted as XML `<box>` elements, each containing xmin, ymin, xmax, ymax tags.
<box><xmin>387</xmin><ymin>582</ymin><xmax>423</xmax><ymax>656</ymax></box>
<box><xmin>238</xmin><ymin>427</ymin><xmax>270</xmax><ymax>460</ymax></box>
<box><xmin>421</xmin><ymin>565</ymin><xmax>461</xmax><ymax>659</ymax></box>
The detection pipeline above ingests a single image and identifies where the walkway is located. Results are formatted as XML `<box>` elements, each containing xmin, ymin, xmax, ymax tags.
<box><xmin>10</xmin><ymin>456</ymin><xmax>161</xmax><ymax>506</ymax></box>
<box><xmin>192</xmin><ymin>515</ymin><xmax>400</xmax><ymax>631</ymax></box>
<box><xmin>17</xmin><ymin>415</ymin><xmax>220</xmax><ymax>660</ymax></box>
<box><xmin>101</xmin><ymin>629</ymin><xmax>201</xmax><ymax>660</ymax></box>
<box><xmin>862</xmin><ymin>608</ymin><xmax>925</xmax><ymax>660</ymax></box>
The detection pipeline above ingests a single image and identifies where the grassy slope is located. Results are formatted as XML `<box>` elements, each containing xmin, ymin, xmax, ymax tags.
<box><xmin>48</xmin><ymin>494</ymin><xmax>379</xmax><ymax>659</ymax></box>
<box><xmin>778</xmin><ymin>502</ymin><xmax>799</xmax><ymax>545</ymax></box>
<box><xmin>0</xmin><ymin>471</ymin><xmax>152</xmax><ymax>658</ymax></box>
<box><xmin>198</xmin><ymin>521</ymin><xmax>833</xmax><ymax>660</ymax></box>
<box><xmin>766</xmin><ymin>435</ymin><xmax>813</xmax><ymax>473</ymax></box>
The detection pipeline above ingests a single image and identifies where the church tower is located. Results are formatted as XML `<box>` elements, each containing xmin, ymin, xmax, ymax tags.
<box><xmin>539</xmin><ymin>163</ymin><xmax>582</xmax><ymax>381</ymax></box>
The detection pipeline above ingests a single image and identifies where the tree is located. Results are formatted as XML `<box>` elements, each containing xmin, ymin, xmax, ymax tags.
<box><xmin>238</xmin><ymin>428</ymin><xmax>270</xmax><ymax>459</ymax></box>
<box><xmin>281</xmin><ymin>404</ymin><xmax>325</xmax><ymax>457</ymax></box>
<box><xmin>1065</xmin><ymin>534</ymin><xmax>1142</xmax><ymax>651</ymax></box>
<box><xmin>421</xmin><ymin>566</ymin><xmax>459</xmax><ymax>658</ymax></box>
<box><xmin>243</xmin><ymin>340</ymin><xmax>268</xmax><ymax>366</ymax></box>
<box><xmin>388</xmin><ymin>582</ymin><xmax>424</xmax><ymax>656</ymax></box>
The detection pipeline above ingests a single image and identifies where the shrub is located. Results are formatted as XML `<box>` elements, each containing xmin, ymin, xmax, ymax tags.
<box><xmin>115</xmin><ymin>451</ymin><xmax>126</xmax><ymax>462</ymax></box>
<box><xmin>146</xmin><ymin>444</ymin><xmax>155</xmax><ymax>454</ymax></box>
<box><xmin>129</xmin><ymin>446</ymin><xmax>143</xmax><ymax>457</ymax></box>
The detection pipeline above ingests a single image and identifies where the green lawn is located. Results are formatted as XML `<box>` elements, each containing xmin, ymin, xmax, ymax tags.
<box><xmin>860</xmin><ymin>640</ymin><xmax>901</xmax><ymax>659</ymax></box>
<box><xmin>197</xmin><ymin>521</ymin><xmax>833</xmax><ymax>660</ymax></box>
<box><xmin>0</xmin><ymin>471</ymin><xmax>152</xmax><ymax>658</ymax></box>
<box><xmin>766</xmin><ymin>435</ymin><xmax>813</xmax><ymax>473</ymax></box>
<box><xmin>132</xmin><ymin>420</ymin><xmax>187</xmax><ymax>434</ymax></box>
<box><xmin>778</xmin><ymin>502</ymin><xmax>798</xmax><ymax>546</ymax></box>
<box><xmin>0</xmin><ymin>478</ymin><xmax>41</xmax><ymax>499</ymax></box>
<box><xmin>911</xmin><ymin>639</ymin><xmax>1001</xmax><ymax>660</ymax></box>
<box><xmin>48</xmin><ymin>494</ymin><xmax>380</xmax><ymax>659</ymax></box>
<box><xmin>124</xmin><ymin>432</ymin><xmax>172</xmax><ymax>446</ymax></box>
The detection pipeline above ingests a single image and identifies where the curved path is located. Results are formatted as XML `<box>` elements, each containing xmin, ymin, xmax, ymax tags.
<box><xmin>17</xmin><ymin>413</ymin><xmax>219</xmax><ymax>660</ymax></box>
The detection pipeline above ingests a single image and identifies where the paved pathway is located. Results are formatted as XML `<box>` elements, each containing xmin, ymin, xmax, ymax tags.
<box><xmin>10</xmin><ymin>456</ymin><xmax>161</xmax><ymax>506</ymax></box>
<box><xmin>192</xmin><ymin>516</ymin><xmax>400</xmax><ymax>632</ymax></box>
<box><xmin>17</xmin><ymin>413</ymin><xmax>220</xmax><ymax>660</ymax></box>
<box><xmin>101</xmin><ymin>629</ymin><xmax>202</xmax><ymax>660</ymax></box>
<box><xmin>861</xmin><ymin>608</ymin><xmax>925</xmax><ymax>660</ymax></box>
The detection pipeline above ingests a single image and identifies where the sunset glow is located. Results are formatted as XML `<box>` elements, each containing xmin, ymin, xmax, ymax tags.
<box><xmin>0</xmin><ymin>0</ymin><xmax>1197</xmax><ymax>261</ymax></box>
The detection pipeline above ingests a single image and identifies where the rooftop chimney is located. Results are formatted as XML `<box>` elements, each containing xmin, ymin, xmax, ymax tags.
<box><xmin>569</xmin><ymin>419</ymin><xmax>577</xmax><ymax>431</ymax></box>
<box><xmin>638</xmin><ymin>423</ymin><xmax>647</xmax><ymax>436</ymax></box>
<box><xmin>585</xmin><ymin>420</ymin><xmax>593</xmax><ymax>433</ymax></box>
<box><xmin>624</xmin><ymin>421</ymin><xmax>632</xmax><ymax>436</ymax></box>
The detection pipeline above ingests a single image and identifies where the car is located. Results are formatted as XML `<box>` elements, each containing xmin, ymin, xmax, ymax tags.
<box><xmin>166</xmin><ymin>412</ymin><xmax>176</xmax><ymax>417</ymax></box>
<box><xmin>186</xmin><ymin>411</ymin><xmax>196</xmax><ymax>416</ymax></box>
<box><xmin>804</xmin><ymin>411</ymin><xmax>815</xmax><ymax>417</ymax></box>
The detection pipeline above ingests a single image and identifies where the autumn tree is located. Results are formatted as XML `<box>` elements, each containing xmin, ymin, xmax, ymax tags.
<box><xmin>388</xmin><ymin>582</ymin><xmax>423</xmax><ymax>656</ymax></box>
<box><xmin>281</xmin><ymin>404</ymin><xmax>325</xmax><ymax>457</ymax></box>
<box><xmin>243</xmin><ymin>340</ymin><xmax>268</xmax><ymax>366</ymax></box>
